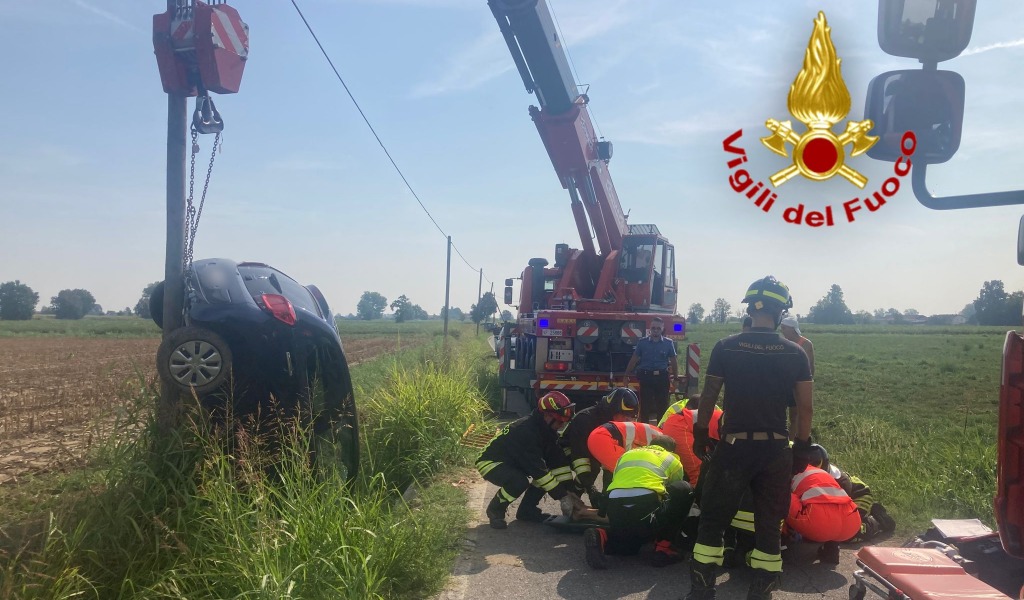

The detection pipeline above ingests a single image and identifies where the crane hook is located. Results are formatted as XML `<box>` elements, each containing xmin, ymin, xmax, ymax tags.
<box><xmin>192</xmin><ymin>93</ymin><xmax>224</xmax><ymax>134</ymax></box>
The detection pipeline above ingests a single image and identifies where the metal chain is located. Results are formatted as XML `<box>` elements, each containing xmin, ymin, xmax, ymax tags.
<box><xmin>184</xmin><ymin>126</ymin><xmax>221</xmax><ymax>278</ymax></box>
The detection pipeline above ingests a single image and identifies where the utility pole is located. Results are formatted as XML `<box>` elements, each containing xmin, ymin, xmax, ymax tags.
<box><xmin>157</xmin><ymin>0</ymin><xmax>187</xmax><ymax>435</ymax></box>
<box><xmin>475</xmin><ymin>267</ymin><xmax>483</xmax><ymax>336</ymax></box>
<box><xmin>443</xmin><ymin>236</ymin><xmax>451</xmax><ymax>341</ymax></box>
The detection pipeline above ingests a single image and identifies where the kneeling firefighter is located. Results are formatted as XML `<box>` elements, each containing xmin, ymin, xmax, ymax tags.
<box><xmin>476</xmin><ymin>392</ymin><xmax>575</xmax><ymax>529</ymax></box>
<box><xmin>560</xmin><ymin>387</ymin><xmax>640</xmax><ymax>506</ymax></box>
<box><xmin>583</xmin><ymin>434</ymin><xmax>694</xmax><ymax>569</ymax></box>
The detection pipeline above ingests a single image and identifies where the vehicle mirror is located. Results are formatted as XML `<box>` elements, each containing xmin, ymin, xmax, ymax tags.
<box><xmin>865</xmin><ymin>69</ymin><xmax>964</xmax><ymax>164</ymax></box>
<box><xmin>1017</xmin><ymin>215</ymin><xmax>1024</xmax><ymax>266</ymax></box>
<box><xmin>504</xmin><ymin>286</ymin><xmax>514</xmax><ymax>305</ymax></box>
<box><xmin>877</xmin><ymin>0</ymin><xmax>976</xmax><ymax>63</ymax></box>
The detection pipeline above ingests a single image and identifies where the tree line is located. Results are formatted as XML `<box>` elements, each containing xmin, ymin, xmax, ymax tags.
<box><xmin>355</xmin><ymin>290</ymin><xmax>503</xmax><ymax>324</ymax></box>
<box><xmin>685</xmin><ymin>280</ymin><xmax>1024</xmax><ymax>327</ymax></box>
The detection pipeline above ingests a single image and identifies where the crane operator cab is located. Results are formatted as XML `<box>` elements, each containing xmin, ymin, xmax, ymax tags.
<box><xmin>617</xmin><ymin>227</ymin><xmax>677</xmax><ymax>311</ymax></box>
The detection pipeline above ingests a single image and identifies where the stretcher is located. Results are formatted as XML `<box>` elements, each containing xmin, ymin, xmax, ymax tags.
<box><xmin>850</xmin><ymin>541</ymin><xmax>1011</xmax><ymax>600</ymax></box>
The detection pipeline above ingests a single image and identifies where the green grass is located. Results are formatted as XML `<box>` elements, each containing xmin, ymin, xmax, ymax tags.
<box><xmin>0</xmin><ymin>324</ymin><xmax>492</xmax><ymax>599</ymax></box>
<box><xmin>0</xmin><ymin>315</ymin><xmax>161</xmax><ymax>338</ymax></box>
<box><xmin>682</xmin><ymin>322</ymin><xmax>1009</xmax><ymax>533</ymax></box>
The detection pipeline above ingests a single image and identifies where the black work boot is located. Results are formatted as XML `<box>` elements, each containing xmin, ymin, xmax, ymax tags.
<box><xmin>486</xmin><ymin>494</ymin><xmax>510</xmax><ymax>530</ymax></box>
<box><xmin>746</xmin><ymin>568</ymin><xmax>781</xmax><ymax>600</ymax></box>
<box><xmin>686</xmin><ymin>560</ymin><xmax>718</xmax><ymax>600</ymax></box>
<box><xmin>515</xmin><ymin>486</ymin><xmax>553</xmax><ymax>522</ymax></box>
<box><xmin>870</xmin><ymin>503</ymin><xmax>896</xmax><ymax>533</ymax></box>
<box><xmin>850</xmin><ymin>515</ymin><xmax>881</xmax><ymax>543</ymax></box>
<box><xmin>816</xmin><ymin>541</ymin><xmax>840</xmax><ymax>565</ymax></box>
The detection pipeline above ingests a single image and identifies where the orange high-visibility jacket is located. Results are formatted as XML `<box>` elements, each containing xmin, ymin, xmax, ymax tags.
<box><xmin>791</xmin><ymin>465</ymin><xmax>856</xmax><ymax>506</ymax></box>
<box><xmin>587</xmin><ymin>421</ymin><xmax>663</xmax><ymax>472</ymax></box>
<box><xmin>660</xmin><ymin>405</ymin><xmax>722</xmax><ymax>485</ymax></box>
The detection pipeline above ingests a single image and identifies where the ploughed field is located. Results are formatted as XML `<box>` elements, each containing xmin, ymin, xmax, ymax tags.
<box><xmin>0</xmin><ymin>331</ymin><xmax>417</xmax><ymax>485</ymax></box>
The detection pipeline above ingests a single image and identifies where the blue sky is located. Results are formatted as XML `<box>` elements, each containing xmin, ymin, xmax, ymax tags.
<box><xmin>2</xmin><ymin>0</ymin><xmax>1024</xmax><ymax>319</ymax></box>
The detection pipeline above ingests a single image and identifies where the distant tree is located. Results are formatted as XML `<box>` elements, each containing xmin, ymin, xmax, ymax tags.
<box><xmin>52</xmin><ymin>289</ymin><xmax>96</xmax><ymax>320</ymax></box>
<box><xmin>973</xmin><ymin>280</ymin><xmax>1023</xmax><ymax>326</ymax></box>
<box><xmin>133</xmin><ymin>281</ymin><xmax>161</xmax><ymax>319</ymax></box>
<box><xmin>807</xmin><ymin>284</ymin><xmax>854</xmax><ymax>324</ymax></box>
<box><xmin>873</xmin><ymin>308</ymin><xmax>886</xmax><ymax>319</ymax></box>
<box><xmin>960</xmin><ymin>302</ymin><xmax>977</xmax><ymax>325</ymax></box>
<box><xmin>886</xmin><ymin>308</ymin><xmax>904</xmax><ymax>324</ymax></box>
<box><xmin>89</xmin><ymin>304</ymin><xmax>104</xmax><ymax>316</ymax></box>
<box><xmin>356</xmin><ymin>291</ymin><xmax>388</xmax><ymax>321</ymax></box>
<box><xmin>904</xmin><ymin>308</ymin><xmax>920</xmax><ymax>316</ymax></box>
<box><xmin>853</xmin><ymin>310</ymin><xmax>872</xmax><ymax>324</ymax></box>
<box><xmin>710</xmin><ymin>298</ymin><xmax>731</xmax><ymax>324</ymax></box>
<box><xmin>470</xmin><ymin>292</ymin><xmax>499</xmax><ymax>325</ymax></box>
<box><xmin>500</xmin><ymin>310</ymin><xmax>513</xmax><ymax>322</ymax></box>
<box><xmin>0</xmin><ymin>280</ymin><xmax>39</xmax><ymax>320</ymax></box>
<box><xmin>440</xmin><ymin>306</ymin><xmax>466</xmax><ymax>322</ymax></box>
<box><xmin>391</xmin><ymin>295</ymin><xmax>428</xmax><ymax>323</ymax></box>
<box><xmin>687</xmin><ymin>303</ymin><xmax>705</xmax><ymax>325</ymax></box>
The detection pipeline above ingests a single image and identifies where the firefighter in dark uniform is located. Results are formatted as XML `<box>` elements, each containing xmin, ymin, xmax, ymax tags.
<box><xmin>476</xmin><ymin>391</ymin><xmax>576</xmax><ymax>529</ymax></box>
<box><xmin>625</xmin><ymin>316</ymin><xmax>679</xmax><ymax>423</ymax></box>
<box><xmin>687</xmin><ymin>276</ymin><xmax>814</xmax><ymax>600</ymax></box>
<box><xmin>560</xmin><ymin>387</ymin><xmax>640</xmax><ymax>507</ymax></box>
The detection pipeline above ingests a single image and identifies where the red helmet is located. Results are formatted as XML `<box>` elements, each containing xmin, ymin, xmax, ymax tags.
<box><xmin>537</xmin><ymin>391</ymin><xmax>575</xmax><ymax>422</ymax></box>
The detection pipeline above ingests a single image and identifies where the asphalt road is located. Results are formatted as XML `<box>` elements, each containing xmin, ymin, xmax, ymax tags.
<box><xmin>437</xmin><ymin>472</ymin><xmax>880</xmax><ymax>600</ymax></box>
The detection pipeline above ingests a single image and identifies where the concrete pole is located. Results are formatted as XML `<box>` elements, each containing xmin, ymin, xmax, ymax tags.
<box><xmin>443</xmin><ymin>236</ymin><xmax>451</xmax><ymax>341</ymax></box>
<box><xmin>157</xmin><ymin>1</ymin><xmax>188</xmax><ymax>434</ymax></box>
<box><xmin>476</xmin><ymin>267</ymin><xmax>483</xmax><ymax>336</ymax></box>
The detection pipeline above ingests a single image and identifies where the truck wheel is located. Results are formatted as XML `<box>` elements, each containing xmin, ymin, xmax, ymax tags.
<box><xmin>157</xmin><ymin>326</ymin><xmax>233</xmax><ymax>395</ymax></box>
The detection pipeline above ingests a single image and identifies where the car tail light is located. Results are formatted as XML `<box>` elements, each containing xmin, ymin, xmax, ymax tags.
<box><xmin>544</xmin><ymin>361</ymin><xmax>570</xmax><ymax>371</ymax></box>
<box><xmin>261</xmin><ymin>293</ymin><xmax>296</xmax><ymax>326</ymax></box>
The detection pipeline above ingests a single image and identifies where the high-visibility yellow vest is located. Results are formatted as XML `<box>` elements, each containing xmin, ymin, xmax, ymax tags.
<box><xmin>606</xmin><ymin>445</ymin><xmax>683</xmax><ymax>495</ymax></box>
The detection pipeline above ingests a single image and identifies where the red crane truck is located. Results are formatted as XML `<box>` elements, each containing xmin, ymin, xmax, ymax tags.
<box><xmin>487</xmin><ymin>0</ymin><xmax>699</xmax><ymax>416</ymax></box>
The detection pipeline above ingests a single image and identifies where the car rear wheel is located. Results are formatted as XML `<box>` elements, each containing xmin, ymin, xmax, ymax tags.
<box><xmin>157</xmin><ymin>326</ymin><xmax>233</xmax><ymax>395</ymax></box>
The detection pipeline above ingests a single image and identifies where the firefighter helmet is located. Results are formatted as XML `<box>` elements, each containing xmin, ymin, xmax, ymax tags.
<box><xmin>808</xmin><ymin>443</ymin><xmax>830</xmax><ymax>471</ymax></box>
<box><xmin>601</xmin><ymin>387</ymin><xmax>639</xmax><ymax>417</ymax></box>
<box><xmin>538</xmin><ymin>391</ymin><xmax>575</xmax><ymax>422</ymax></box>
<box><xmin>741</xmin><ymin>276</ymin><xmax>794</xmax><ymax>312</ymax></box>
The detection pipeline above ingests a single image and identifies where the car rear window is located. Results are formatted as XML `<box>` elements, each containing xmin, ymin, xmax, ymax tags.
<box><xmin>238</xmin><ymin>265</ymin><xmax>321</xmax><ymax>317</ymax></box>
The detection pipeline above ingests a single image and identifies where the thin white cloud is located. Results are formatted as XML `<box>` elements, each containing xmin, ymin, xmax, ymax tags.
<box><xmin>267</xmin><ymin>157</ymin><xmax>344</xmax><ymax>172</ymax></box>
<box><xmin>610</xmin><ymin>112</ymin><xmax>738</xmax><ymax>146</ymax></box>
<box><xmin>962</xmin><ymin>37</ymin><xmax>1024</xmax><ymax>57</ymax></box>
<box><xmin>70</xmin><ymin>0</ymin><xmax>144</xmax><ymax>33</ymax></box>
<box><xmin>412</xmin><ymin>0</ymin><xmax>642</xmax><ymax>98</ymax></box>
<box><xmin>411</xmin><ymin>29</ymin><xmax>513</xmax><ymax>98</ymax></box>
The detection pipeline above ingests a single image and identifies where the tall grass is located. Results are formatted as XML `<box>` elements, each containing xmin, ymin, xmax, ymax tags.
<box><xmin>0</xmin><ymin>332</ymin><xmax>490</xmax><ymax>599</ymax></box>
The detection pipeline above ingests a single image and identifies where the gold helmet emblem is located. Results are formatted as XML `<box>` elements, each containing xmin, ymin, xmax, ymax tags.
<box><xmin>761</xmin><ymin>12</ymin><xmax>878</xmax><ymax>188</ymax></box>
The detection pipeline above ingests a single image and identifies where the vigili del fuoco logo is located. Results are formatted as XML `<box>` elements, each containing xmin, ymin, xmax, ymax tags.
<box><xmin>722</xmin><ymin>12</ymin><xmax>916</xmax><ymax>227</ymax></box>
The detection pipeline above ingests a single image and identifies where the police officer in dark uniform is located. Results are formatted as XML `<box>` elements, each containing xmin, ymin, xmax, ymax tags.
<box><xmin>687</xmin><ymin>276</ymin><xmax>814</xmax><ymax>600</ymax></box>
<box><xmin>625</xmin><ymin>317</ymin><xmax>679</xmax><ymax>423</ymax></box>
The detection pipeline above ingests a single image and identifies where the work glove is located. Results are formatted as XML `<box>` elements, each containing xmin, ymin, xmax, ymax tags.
<box><xmin>587</xmin><ymin>486</ymin><xmax>605</xmax><ymax>511</ymax></box>
<box><xmin>792</xmin><ymin>437</ymin><xmax>813</xmax><ymax>474</ymax></box>
<box><xmin>693</xmin><ymin>425</ymin><xmax>714</xmax><ymax>461</ymax></box>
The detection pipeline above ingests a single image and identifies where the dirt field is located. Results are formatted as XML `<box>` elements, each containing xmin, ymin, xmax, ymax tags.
<box><xmin>0</xmin><ymin>336</ymin><xmax>405</xmax><ymax>485</ymax></box>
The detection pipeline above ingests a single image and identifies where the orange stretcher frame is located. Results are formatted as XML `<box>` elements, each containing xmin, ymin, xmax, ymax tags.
<box><xmin>850</xmin><ymin>543</ymin><xmax>1010</xmax><ymax>600</ymax></box>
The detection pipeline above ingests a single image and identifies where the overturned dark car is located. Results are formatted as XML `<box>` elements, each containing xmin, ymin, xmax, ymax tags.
<box><xmin>151</xmin><ymin>258</ymin><xmax>358</xmax><ymax>481</ymax></box>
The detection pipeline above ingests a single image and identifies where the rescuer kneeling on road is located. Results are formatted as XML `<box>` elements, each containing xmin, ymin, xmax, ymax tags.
<box><xmin>476</xmin><ymin>392</ymin><xmax>576</xmax><ymax>529</ymax></box>
<box><xmin>583</xmin><ymin>434</ymin><xmax>694</xmax><ymax>569</ymax></box>
<box><xmin>786</xmin><ymin>456</ymin><xmax>861</xmax><ymax>565</ymax></box>
<box><xmin>687</xmin><ymin>276</ymin><xmax>814</xmax><ymax>600</ymax></box>
<box><xmin>560</xmin><ymin>387</ymin><xmax>640</xmax><ymax>508</ymax></box>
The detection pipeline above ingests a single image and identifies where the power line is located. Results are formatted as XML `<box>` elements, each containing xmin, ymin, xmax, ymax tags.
<box><xmin>289</xmin><ymin>0</ymin><xmax>492</xmax><ymax>284</ymax></box>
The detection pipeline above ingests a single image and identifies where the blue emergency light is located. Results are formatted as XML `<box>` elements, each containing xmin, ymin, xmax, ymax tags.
<box><xmin>539</xmin><ymin>318</ymin><xmax>549</xmax><ymax>328</ymax></box>
<box><xmin>674</xmin><ymin>323</ymin><xmax>683</xmax><ymax>332</ymax></box>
